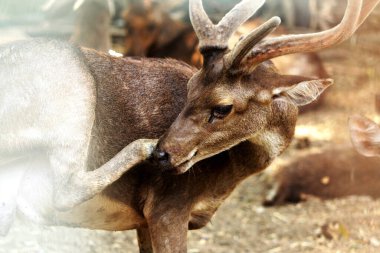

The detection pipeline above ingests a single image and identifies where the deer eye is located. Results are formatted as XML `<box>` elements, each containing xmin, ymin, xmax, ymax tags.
<box><xmin>209</xmin><ymin>105</ymin><xmax>233</xmax><ymax>123</ymax></box>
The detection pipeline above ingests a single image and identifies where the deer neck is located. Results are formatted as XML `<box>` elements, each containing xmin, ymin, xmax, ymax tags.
<box><xmin>226</xmin><ymin>125</ymin><xmax>294</xmax><ymax>181</ymax></box>
<box><xmin>248</xmin><ymin>129</ymin><xmax>288</xmax><ymax>160</ymax></box>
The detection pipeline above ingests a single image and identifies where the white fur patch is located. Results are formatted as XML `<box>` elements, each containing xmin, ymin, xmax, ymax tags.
<box><xmin>265</xmin><ymin>181</ymin><xmax>280</xmax><ymax>203</ymax></box>
<box><xmin>250</xmin><ymin>131</ymin><xmax>285</xmax><ymax>158</ymax></box>
<box><xmin>0</xmin><ymin>157</ymin><xmax>26</xmax><ymax>235</ymax></box>
<box><xmin>193</xmin><ymin>199</ymin><xmax>219</xmax><ymax>213</ymax></box>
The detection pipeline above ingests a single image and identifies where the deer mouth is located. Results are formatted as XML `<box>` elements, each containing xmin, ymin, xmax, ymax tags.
<box><xmin>173</xmin><ymin>149</ymin><xmax>198</xmax><ymax>174</ymax></box>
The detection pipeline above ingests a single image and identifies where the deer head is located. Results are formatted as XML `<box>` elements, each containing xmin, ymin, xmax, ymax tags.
<box><xmin>154</xmin><ymin>0</ymin><xmax>379</xmax><ymax>174</ymax></box>
<box><xmin>349</xmin><ymin>115</ymin><xmax>380</xmax><ymax>157</ymax></box>
<box><xmin>124</xmin><ymin>0</ymin><xmax>185</xmax><ymax>56</ymax></box>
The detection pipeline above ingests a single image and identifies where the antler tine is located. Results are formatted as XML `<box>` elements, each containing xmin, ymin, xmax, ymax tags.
<box><xmin>189</xmin><ymin>0</ymin><xmax>215</xmax><ymax>49</ymax></box>
<box><xmin>217</xmin><ymin>0</ymin><xmax>266</xmax><ymax>44</ymax></box>
<box><xmin>189</xmin><ymin>0</ymin><xmax>265</xmax><ymax>51</ymax></box>
<box><xmin>224</xmin><ymin>16</ymin><xmax>281</xmax><ymax>71</ymax></box>
<box><xmin>244</xmin><ymin>0</ymin><xmax>379</xmax><ymax>68</ymax></box>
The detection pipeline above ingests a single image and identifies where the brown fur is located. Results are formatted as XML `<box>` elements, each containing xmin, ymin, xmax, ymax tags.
<box><xmin>231</xmin><ymin>19</ymin><xmax>330</xmax><ymax>113</ymax></box>
<box><xmin>2</xmin><ymin>1</ymin><xmax>372</xmax><ymax>251</ymax></box>
<box><xmin>155</xmin><ymin>49</ymin><xmax>329</xmax><ymax>174</ymax></box>
<box><xmin>70</xmin><ymin>48</ymin><xmax>301</xmax><ymax>252</ymax></box>
<box><xmin>264</xmin><ymin>147</ymin><xmax>380</xmax><ymax>206</ymax></box>
<box><xmin>123</xmin><ymin>2</ymin><xmax>201</xmax><ymax>67</ymax></box>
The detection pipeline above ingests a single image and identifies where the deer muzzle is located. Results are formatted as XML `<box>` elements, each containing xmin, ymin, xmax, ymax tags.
<box><xmin>153</xmin><ymin>142</ymin><xmax>199</xmax><ymax>174</ymax></box>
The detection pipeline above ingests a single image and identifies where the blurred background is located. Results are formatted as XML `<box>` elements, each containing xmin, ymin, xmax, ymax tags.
<box><xmin>1</xmin><ymin>0</ymin><xmax>380</xmax><ymax>252</ymax></box>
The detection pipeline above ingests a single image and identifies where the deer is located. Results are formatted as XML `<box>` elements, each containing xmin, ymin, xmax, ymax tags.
<box><xmin>70</xmin><ymin>0</ymin><xmax>115</xmax><ymax>52</ymax></box>
<box><xmin>43</xmin><ymin>0</ymin><xmax>115</xmax><ymax>52</ymax></box>
<box><xmin>261</xmin><ymin>0</ymin><xmax>345</xmax><ymax>30</ymax></box>
<box><xmin>262</xmin><ymin>147</ymin><xmax>380</xmax><ymax>206</ymax></box>
<box><xmin>0</xmin><ymin>0</ymin><xmax>378</xmax><ymax>252</ymax></box>
<box><xmin>263</xmin><ymin>114</ymin><xmax>380</xmax><ymax>206</ymax></box>
<box><xmin>123</xmin><ymin>0</ymin><xmax>201</xmax><ymax>66</ymax></box>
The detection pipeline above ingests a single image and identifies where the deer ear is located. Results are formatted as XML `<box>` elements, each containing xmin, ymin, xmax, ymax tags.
<box><xmin>349</xmin><ymin>115</ymin><xmax>380</xmax><ymax>157</ymax></box>
<box><xmin>272</xmin><ymin>79</ymin><xmax>333</xmax><ymax>106</ymax></box>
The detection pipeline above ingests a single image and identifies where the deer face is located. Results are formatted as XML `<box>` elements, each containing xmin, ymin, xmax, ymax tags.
<box><xmin>124</xmin><ymin>3</ymin><xmax>162</xmax><ymax>56</ymax></box>
<box><xmin>155</xmin><ymin>58</ymin><xmax>331</xmax><ymax>173</ymax></box>
<box><xmin>124</xmin><ymin>1</ymin><xmax>186</xmax><ymax>57</ymax></box>
<box><xmin>153</xmin><ymin>0</ymin><xmax>374</xmax><ymax>173</ymax></box>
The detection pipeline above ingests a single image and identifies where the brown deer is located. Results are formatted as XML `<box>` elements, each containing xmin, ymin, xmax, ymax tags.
<box><xmin>124</xmin><ymin>0</ymin><xmax>201</xmax><ymax>66</ymax></box>
<box><xmin>262</xmin><ymin>115</ymin><xmax>380</xmax><ymax>206</ymax></box>
<box><xmin>0</xmin><ymin>0</ymin><xmax>378</xmax><ymax>252</ymax></box>
<box><xmin>262</xmin><ymin>147</ymin><xmax>380</xmax><ymax>206</ymax></box>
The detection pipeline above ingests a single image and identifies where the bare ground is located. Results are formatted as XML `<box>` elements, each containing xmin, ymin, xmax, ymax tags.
<box><xmin>2</xmin><ymin>7</ymin><xmax>380</xmax><ymax>253</ymax></box>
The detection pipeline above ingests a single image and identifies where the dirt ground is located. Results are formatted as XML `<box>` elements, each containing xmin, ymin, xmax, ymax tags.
<box><xmin>1</xmin><ymin>5</ymin><xmax>380</xmax><ymax>253</ymax></box>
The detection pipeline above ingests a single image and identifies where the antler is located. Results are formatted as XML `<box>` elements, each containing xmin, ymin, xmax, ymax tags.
<box><xmin>244</xmin><ymin>0</ymin><xmax>380</xmax><ymax>67</ymax></box>
<box><xmin>189</xmin><ymin>0</ymin><xmax>265</xmax><ymax>51</ymax></box>
<box><xmin>224</xmin><ymin>16</ymin><xmax>281</xmax><ymax>70</ymax></box>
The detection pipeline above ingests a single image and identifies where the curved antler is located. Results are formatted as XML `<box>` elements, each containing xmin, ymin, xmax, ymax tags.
<box><xmin>189</xmin><ymin>0</ymin><xmax>265</xmax><ymax>51</ymax></box>
<box><xmin>224</xmin><ymin>16</ymin><xmax>281</xmax><ymax>70</ymax></box>
<box><xmin>243</xmin><ymin>0</ymin><xmax>380</xmax><ymax>68</ymax></box>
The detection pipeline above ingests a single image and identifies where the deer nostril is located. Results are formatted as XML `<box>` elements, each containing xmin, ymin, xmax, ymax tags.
<box><xmin>153</xmin><ymin>150</ymin><xmax>170</xmax><ymax>162</ymax></box>
<box><xmin>152</xmin><ymin>148</ymin><xmax>174</xmax><ymax>171</ymax></box>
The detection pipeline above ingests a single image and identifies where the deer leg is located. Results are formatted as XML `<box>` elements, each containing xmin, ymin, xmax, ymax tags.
<box><xmin>51</xmin><ymin>138</ymin><xmax>157</xmax><ymax>211</ymax></box>
<box><xmin>137</xmin><ymin>227</ymin><xmax>153</xmax><ymax>253</ymax></box>
<box><xmin>0</xmin><ymin>157</ymin><xmax>26</xmax><ymax>235</ymax></box>
<box><xmin>146</xmin><ymin>212</ymin><xmax>189</xmax><ymax>253</ymax></box>
<box><xmin>263</xmin><ymin>181</ymin><xmax>289</xmax><ymax>206</ymax></box>
<box><xmin>0</xmin><ymin>187</ymin><xmax>16</xmax><ymax>236</ymax></box>
<box><xmin>0</xmin><ymin>96</ymin><xmax>157</xmax><ymax>211</ymax></box>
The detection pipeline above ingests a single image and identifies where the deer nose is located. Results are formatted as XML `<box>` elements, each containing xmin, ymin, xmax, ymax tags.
<box><xmin>152</xmin><ymin>148</ymin><xmax>173</xmax><ymax>171</ymax></box>
<box><xmin>154</xmin><ymin>150</ymin><xmax>169</xmax><ymax>162</ymax></box>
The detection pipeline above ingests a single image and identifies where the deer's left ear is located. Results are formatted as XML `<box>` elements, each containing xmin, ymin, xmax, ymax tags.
<box><xmin>272</xmin><ymin>79</ymin><xmax>333</xmax><ymax>106</ymax></box>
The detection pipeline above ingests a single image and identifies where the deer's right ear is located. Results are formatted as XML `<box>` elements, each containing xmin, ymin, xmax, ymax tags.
<box><xmin>272</xmin><ymin>79</ymin><xmax>333</xmax><ymax>106</ymax></box>
<box><xmin>349</xmin><ymin>115</ymin><xmax>380</xmax><ymax>157</ymax></box>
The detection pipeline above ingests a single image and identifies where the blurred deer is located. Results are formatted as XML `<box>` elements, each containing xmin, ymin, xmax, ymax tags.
<box><xmin>263</xmin><ymin>147</ymin><xmax>380</xmax><ymax>206</ymax></box>
<box><xmin>263</xmin><ymin>0</ymin><xmax>345</xmax><ymax>30</ymax></box>
<box><xmin>263</xmin><ymin>115</ymin><xmax>380</xmax><ymax>206</ymax></box>
<box><xmin>124</xmin><ymin>0</ymin><xmax>201</xmax><ymax>66</ymax></box>
<box><xmin>0</xmin><ymin>0</ymin><xmax>378</xmax><ymax>252</ymax></box>
<box><xmin>70</xmin><ymin>0</ymin><xmax>115</xmax><ymax>52</ymax></box>
<box><xmin>43</xmin><ymin>0</ymin><xmax>115</xmax><ymax>52</ymax></box>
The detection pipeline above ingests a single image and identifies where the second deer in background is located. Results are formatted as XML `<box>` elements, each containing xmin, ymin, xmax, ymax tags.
<box><xmin>262</xmin><ymin>115</ymin><xmax>380</xmax><ymax>206</ymax></box>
